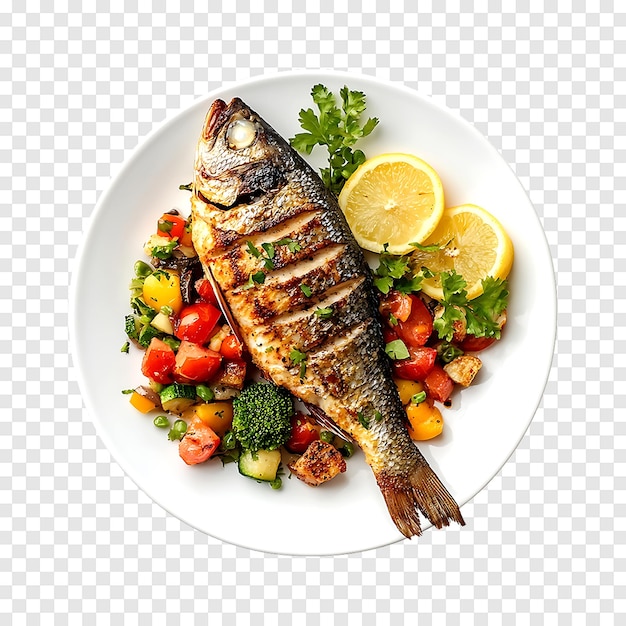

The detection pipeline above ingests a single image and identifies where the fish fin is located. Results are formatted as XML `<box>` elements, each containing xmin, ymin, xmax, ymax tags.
<box><xmin>377</xmin><ymin>460</ymin><xmax>465</xmax><ymax>538</ymax></box>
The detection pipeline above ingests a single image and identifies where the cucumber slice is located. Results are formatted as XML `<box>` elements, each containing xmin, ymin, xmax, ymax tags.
<box><xmin>150</xmin><ymin>311</ymin><xmax>174</xmax><ymax>335</ymax></box>
<box><xmin>238</xmin><ymin>449</ymin><xmax>282</xmax><ymax>482</ymax></box>
<box><xmin>160</xmin><ymin>383</ymin><xmax>197</xmax><ymax>414</ymax></box>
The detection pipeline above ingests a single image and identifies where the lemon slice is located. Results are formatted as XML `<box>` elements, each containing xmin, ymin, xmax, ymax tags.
<box><xmin>411</xmin><ymin>203</ymin><xmax>514</xmax><ymax>300</ymax></box>
<box><xmin>338</xmin><ymin>153</ymin><xmax>445</xmax><ymax>255</ymax></box>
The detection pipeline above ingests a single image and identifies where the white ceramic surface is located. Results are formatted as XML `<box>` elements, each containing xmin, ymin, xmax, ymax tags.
<box><xmin>70</xmin><ymin>70</ymin><xmax>556</xmax><ymax>556</ymax></box>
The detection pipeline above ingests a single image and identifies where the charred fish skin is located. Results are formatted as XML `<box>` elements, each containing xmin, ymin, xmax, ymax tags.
<box><xmin>191</xmin><ymin>97</ymin><xmax>465</xmax><ymax>538</ymax></box>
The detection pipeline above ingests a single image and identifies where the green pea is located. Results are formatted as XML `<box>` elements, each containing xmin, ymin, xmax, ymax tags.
<box><xmin>168</xmin><ymin>419</ymin><xmax>187</xmax><ymax>441</ymax></box>
<box><xmin>153</xmin><ymin>415</ymin><xmax>170</xmax><ymax>429</ymax></box>
<box><xmin>339</xmin><ymin>441</ymin><xmax>354</xmax><ymax>458</ymax></box>
<box><xmin>196</xmin><ymin>384</ymin><xmax>215</xmax><ymax>403</ymax></box>
<box><xmin>134</xmin><ymin>260</ymin><xmax>153</xmax><ymax>278</ymax></box>
<box><xmin>319</xmin><ymin>431</ymin><xmax>335</xmax><ymax>444</ymax></box>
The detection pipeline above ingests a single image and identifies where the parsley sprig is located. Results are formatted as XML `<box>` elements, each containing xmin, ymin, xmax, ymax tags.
<box><xmin>290</xmin><ymin>84</ymin><xmax>379</xmax><ymax>195</ymax></box>
<box><xmin>372</xmin><ymin>244</ymin><xmax>428</xmax><ymax>295</ymax></box>
<box><xmin>433</xmin><ymin>271</ymin><xmax>509</xmax><ymax>341</ymax></box>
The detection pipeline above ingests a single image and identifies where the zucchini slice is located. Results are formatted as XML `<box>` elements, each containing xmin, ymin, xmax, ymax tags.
<box><xmin>238</xmin><ymin>449</ymin><xmax>282</xmax><ymax>482</ymax></box>
<box><xmin>160</xmin><ymin>383</ymin><xmax>197</xmax><ymax>414</ymax></box>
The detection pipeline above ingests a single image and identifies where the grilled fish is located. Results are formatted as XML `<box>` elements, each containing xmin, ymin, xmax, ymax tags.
<box><xmin>190</xmin><ymin>97</ymin><xmax>465</xmax><ymax>537</ymax></box>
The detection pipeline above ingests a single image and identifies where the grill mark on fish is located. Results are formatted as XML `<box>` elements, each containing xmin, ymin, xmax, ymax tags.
<box><xmin>209</xmin><ymin>211</ymin><xmax>341</xmax><ymax>291</ymax></box>
<box><xmin>250</xmin><ymin>277</ymin><xmax>368</xmax><ymax>353</ymax></box>
<box><xmin>226</xmin><ymin>244</ymin><xmax>367</xmax><ymax>324</ymax></box>
<box><xmin>191</xmin><ymin>97</ymin><xmax>465</xmax><ymax>538</ymax></box>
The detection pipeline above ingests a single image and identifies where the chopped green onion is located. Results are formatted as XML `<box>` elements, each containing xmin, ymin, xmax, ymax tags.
<box><xmin>357</xmin><ymin>412</ymin><xmax>370</xmax><ymax>429</ymax></box>
<box><xmin>411</xmin><ymin>391</ymin><xmax>427</xmax><ymax>405</ymax></box>
<box><xmin>121</xmin><ymin>389</ymin><xmax>134</xmax><ymax>395</ymax></box>
<box><xmin>179</xmin><ymin>182</ymin><xmax>193</xmax><ymax>191</ymax></box>
<box><xmin>160</xmin><ymin>305</ymin><xmax>173</xmax><ymax>316</ymax></box>
<box><xmin>269</xmin><ymin>477</ymin><xmax>282</xmax><ymax>490</ymax></box>
<box><xmin>120</xmin><ymin>342</ymin><xmax>130</xmax><ymax>353</ymax></box>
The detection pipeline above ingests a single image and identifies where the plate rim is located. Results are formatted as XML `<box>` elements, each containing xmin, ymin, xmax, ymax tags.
<box><xmin>69</xmin><ymin>68</ymin><xmax>557</xmax><ymax>556</ymax></box>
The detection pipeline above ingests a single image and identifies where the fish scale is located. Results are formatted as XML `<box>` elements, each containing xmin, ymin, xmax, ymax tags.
<box><xmin>190</xmin><ymin>97</ymin><xmax>465</xmax><ymax>538</ymax></box>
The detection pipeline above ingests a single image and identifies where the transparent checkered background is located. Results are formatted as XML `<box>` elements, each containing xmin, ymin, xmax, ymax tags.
<box><xmin>2</xmin><ymin>2</ymin><xmax>623</xmax><ymax>624</ymax></box>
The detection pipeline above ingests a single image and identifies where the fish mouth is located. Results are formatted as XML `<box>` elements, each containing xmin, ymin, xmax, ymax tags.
<box><xmin>201</xmin><ymin>97</ymin><xmax>251</xmax><ymax>142</ymax></box>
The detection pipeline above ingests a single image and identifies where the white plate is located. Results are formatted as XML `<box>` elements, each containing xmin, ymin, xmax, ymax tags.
<box><xmin>70</xmin><ymin>70</ymin><xmax>556</xmax><ymax>556</ymax></box>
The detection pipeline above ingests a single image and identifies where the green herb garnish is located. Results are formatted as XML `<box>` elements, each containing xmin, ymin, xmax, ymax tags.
<box><xmin>433</xmin><ymin>271</ymin><xmax>509</xmax><ymax>341</ymax></box>
<box><xmin>274</xmin><ymin>237</ymin><xmax>302</xmax><ymax>253</ymax></box>
<box><xmin>384</xmin><ymin>339</ymin><xmax>410</xmax><ymax>361</ymax></box>
<box><xmin>314</xmin><ymin>306</ymin><xmax>333</xmax><ymax>319</ymax></box>
<box><xmin>300</xmin><ymin>284</ymin><xmax>312</xmax><ymax>297</ymax></box>
<box><xmin>290</xmin><ymin>84</ymin><xmax>379</xmax><ymax>195</ymax></box>
<box><xmin>290</xmin><ymin>348</ymin><xmax>307</xmax><ymax>378</ymax></box>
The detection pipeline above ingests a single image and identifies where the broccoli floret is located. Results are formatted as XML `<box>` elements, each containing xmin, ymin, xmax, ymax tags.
<box><xmin>232</xmin><ymin>381</ymin><xmax>294</xmax><ymax>452</ymax></box>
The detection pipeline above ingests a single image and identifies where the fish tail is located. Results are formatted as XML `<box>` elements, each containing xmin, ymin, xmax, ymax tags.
<box><xmin>377</xmin><ymin>459</ymin><xmax>465</xmax><ymax>538</ymax></box>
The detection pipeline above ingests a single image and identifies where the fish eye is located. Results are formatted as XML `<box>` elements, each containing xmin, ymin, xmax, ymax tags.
<box><xmin>226</xmin><ymin>118</ymin><xmax>258</xmax><ymax>150</ymax></box>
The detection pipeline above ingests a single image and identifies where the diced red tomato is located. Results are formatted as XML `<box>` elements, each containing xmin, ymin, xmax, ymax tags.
<box><xmin>424</xmin><ymin>365</ymin><xmax>455</xmax><ymax>404</ymax></box>
<box><xmin>194</xmin><ymin>278</ymin><xmax>219</xmax><ymax>308</ymax></box>
<box><xmin>175</xmin><ymin>303</ymin><xmax>221</xmax><ymax>345</ymax></box>
<box><xmin>219</xmin><ymin>333</ymin><xmax>243</xmax><ymax>360</ymax></box>
<box><xmin>157</xmin><ymin>213</ymin><xmax>186</xmax><ymax>240</ymax></box>
<box><xmin>379</xmin><ymin>290</ymin><xmax>412</xmax><ymax>323</ymax></box>
<box><xmin>458</xmin><ymin>335</ymin><xmax>497</xmax><ymax>352</ymax></box>
<box><xmin>174</xmin><ymin>340</ymin><xmax>222</xmax><ymax>383</ymax></box>
<box><xmin>393</xmin><ymin>346</ymin><xmax>437</xmax><ymax>382</ymax></box>
<box><xmin>395</xmin><ymin>295</ymin><xmax>433</xmax><ymax>348</ymax></box>
<box><xmin>179</xmin><ymin>418</ymin><xmax>221</xmax><ymax>465</ymax></box>
<box><xmin>285</xmin><ymin>413</ymin><xmax>320</xmax><ymax>454</ymax></box>
<box><xmin>141</xmin><ymin>338</ymin><xmax>176</xmax><ymax>384</ymax></box>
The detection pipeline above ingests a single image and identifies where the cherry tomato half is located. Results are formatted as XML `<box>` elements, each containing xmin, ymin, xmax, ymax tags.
<box><xmin>393</xmin><ymin>346</ymin><xmax>437</xmax><ymax>382</ymax></box>
<box><xmin>174</xmin><ymin>340</ymin><xmax>222</xmax><ymax>383</ymax></box>
<box><xmin>175</xmin><ymin>303</ymin><xmax>221</xmax><ymax>345</ymax></box>
<box><xmin>284</xmin><ymin>413</ymin><xmax>320</xmax><ymax>454</ymax></box>
<box><xmin>194</xmin><ymin>278</ymin><xmax>219</xmax><ymax>308</ymax></box>
<box><xmin>379</xmin><ymin>290</ymin><xmax>412</xmax><ymax>323</ymax></box>
<box><xmin>219</xmin><ymin>333</ymin><xmax>243</xmax><ymax>360</ymax></box>
<box><xmin>458</xmin><ymin>335</ymin><xmax>497</xmax><ymax>352</ymax></box>
<box><xmin>141</xmin><ymin>337</ymin><xmax>176</xmax><ymax>384</ymax></box>
<box><xmin>395</xmin><ymin>295</ymin><xmax>433</xmax><ymax>348</ymax></box>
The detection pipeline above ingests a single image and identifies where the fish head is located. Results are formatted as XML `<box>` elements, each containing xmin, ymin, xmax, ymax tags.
<box><xmin>194</xmin><ymin>98</ymin><xmax>285</xmax><ymax>208</ymax></box>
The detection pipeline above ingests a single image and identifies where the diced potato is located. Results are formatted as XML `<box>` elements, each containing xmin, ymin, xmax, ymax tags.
<box><xmin>405</xmin><ymin>399</ymin><xmax>444</xmax><ymax>441</ymax></box>
<box><xmin>129</xmin><ymin>391</ymin><xmax>158</xmax><ymax>414</ymax></box>
<box><xmin>443</xmin><ymin>355</ymin><xmax>482</xmax><ymax>387</ymax></box>
<box><xmin>182</xmin><ymin>401</ymin><xmax>234</xmax><ymax>437</ymax></box>
<box><xmin>288</xmin><ymin>440</ymin><xmax>347</xmax><ymax>486</ymax></box>
<box><xmin>394</xmin><ymin>378</ymin><xmax>424</xmax><ymax>405</ymax></box>
<box><xmin>142</xmin><ymin>270</ymin><xmax>183</xmax><ymax>315</ymax></box>
<box><xmin>210</xmin><ymin>359</ymin><xmax>247</xmax><ymax>390</ymax></box>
